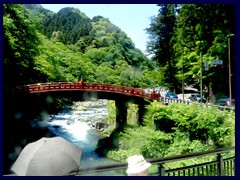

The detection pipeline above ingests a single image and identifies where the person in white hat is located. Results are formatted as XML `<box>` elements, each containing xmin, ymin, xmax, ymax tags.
<box><xmin>126</xmin><ymin>155</ymin><xmax>152</xmax><ymax>176</ymax></box>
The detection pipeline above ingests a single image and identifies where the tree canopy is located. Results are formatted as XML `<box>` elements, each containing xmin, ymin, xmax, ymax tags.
<box><xmin>3</xmin><ymin>4</ymin><xmax>41</xmax><ymax>90</ymax></box>
<box><xmin>146</xmin><ymin>4</ymin><xmax>235</xmax><ymax>97</ymax></box>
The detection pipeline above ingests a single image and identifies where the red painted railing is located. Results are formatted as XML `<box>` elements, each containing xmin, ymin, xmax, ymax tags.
<box><xmin>16</xmin><ymin>82</ymin><xmax>161</xmax><ymax>101</ymax></box>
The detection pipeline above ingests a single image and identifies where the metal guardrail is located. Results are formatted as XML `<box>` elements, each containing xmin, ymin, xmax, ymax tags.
<box><xmin>160</xmin><ymin>96</ymin><xmax>190</xmax><ymax>105</ymax></box>
<box><xmin>160</xmin><ymin>97</ymin><xmax>235</xmax><ymax>111</ymax></box>
<box><xmin>153</xmin><ymin>146</ymin><xmax>235</xmax><ymax>176</ymax></box>
<box><xmin>67</xmin><ymin>146</ymin><xmax>235</xmax><ymax>176</ymax></box>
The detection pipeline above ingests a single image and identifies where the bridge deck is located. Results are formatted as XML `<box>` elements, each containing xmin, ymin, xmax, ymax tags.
<box><xmin>16</xmin><ymin>82</ymin><xmax>161</xmax><ymax>101</ymax></box>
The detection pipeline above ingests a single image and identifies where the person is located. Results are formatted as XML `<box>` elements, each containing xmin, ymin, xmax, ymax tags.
<box><xmin>77</xmin><ymin>76</ymin><xmax>83</xmax><ymax>88</ymax></box>
<box><xmin>126</xmin><ymin>155</ymin><xmax>151</xmax><ymax>176</ymax></box>
<box><xmin>151</xmin><ymin>88</ymin><xmax>156</xmax><ymax>100</ymax></box>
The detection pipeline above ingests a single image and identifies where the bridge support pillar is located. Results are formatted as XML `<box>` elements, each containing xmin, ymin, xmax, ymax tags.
<box><xmin>115</xmin><ymin>99</ymin><xmax>128</xmax><ymax>131</ymax></box>
<box><xmin>138</xmin><ymin>104</ymin><xmax>145</xmax><ymax>126</ymax></box>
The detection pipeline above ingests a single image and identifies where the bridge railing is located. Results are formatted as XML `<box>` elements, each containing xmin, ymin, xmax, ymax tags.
<box><xmin>67</xmin><ymin>146</ymin><xmax>234</xmax><ymax>176</ymax></box>
<box><xmin>16</xmin><ymin>82</ymin><xmax>234</xmax><ymax>111</ymax></box>
<box><xmin>16</xmin><ymin>82</ymin><xmax>161</xmax><ymax>101</ymax></box>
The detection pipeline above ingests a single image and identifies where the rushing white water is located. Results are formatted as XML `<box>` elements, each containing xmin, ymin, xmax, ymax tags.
<box><xmin>47</xmin><ymin>107</ymin><xmax>106</xmax><ymax>157</ymax></box>
<box><xmin>48</xmin><ymin>118</ymin><xmax>90</xmax><ymax>141</ymax></box>
<box><xmin>40</xmin><ymin>101</ymin><xmax>125</xmax><ymax>175</ymax></box>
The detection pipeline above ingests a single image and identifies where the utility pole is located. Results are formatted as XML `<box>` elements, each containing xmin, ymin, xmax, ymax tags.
<box><xmin>200</xmin><ymin>51</ymin><xmax>203</xmax><ymax>103</ymax></box>
<box><xmin>182</xmin><ymin>61</ymin><xmax>184</xmax><ymax>101</ymax></box>
<box><xmin>227</xmin><ymin>34</ymin><xmax>235</xmax><ymax>105</ymax></box>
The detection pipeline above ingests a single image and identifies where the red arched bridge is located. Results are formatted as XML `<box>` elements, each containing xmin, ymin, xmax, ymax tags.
<box><xmin>16</xmin><ymin>81</ymin><xmax>161</xmax><ymax>101</ymax></box>
<box><xmin>16</xmin><ymin>81</ymin><xmax>161</xmax><ymax>130</ymax></box>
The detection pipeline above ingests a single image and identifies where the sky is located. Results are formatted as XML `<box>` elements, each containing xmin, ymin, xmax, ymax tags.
<box><xmin>41</xmin><ymin>4</ymin><xmax>160</xmax><ymax>54</ymax></box>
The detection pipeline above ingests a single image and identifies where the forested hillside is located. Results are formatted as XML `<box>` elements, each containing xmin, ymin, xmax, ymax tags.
<box><xmin>4</xmin><ymin>4</ymin><xmax>159</xmax><ymax>90</ymax></box>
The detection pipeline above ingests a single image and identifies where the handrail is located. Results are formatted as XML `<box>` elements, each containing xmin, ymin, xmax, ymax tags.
<box><xmin>16</xmin><ymin>82</ymin><xmax>161</xmax><ymax>101</ymax></box>
<box><xmin>68</xmin><ymin>146</ymin><xmax>234</xmax><ymax>176</ymax></box>
<box><xmin>149</xmin><ymin>146</ymin><xmax>235</xmax><ymax>164</ymax></box>
<box><xmin>16</xmin><ymin>82</ymin><xmax>234</xmax><ymax>110</ymax></box>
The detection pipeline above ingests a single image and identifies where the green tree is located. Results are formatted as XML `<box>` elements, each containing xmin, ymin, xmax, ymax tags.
<box><xmin>104</xmin><ymin>101</ymin><xmax>235</xmax><ymax>164</ymax></box>
<box><xmin>173</xmin><ymin>4</ymin><xmax>235</xmax><ymax>95</ymax></box>
<box><xmin>23</xmin><ymin>4</ymin><xmax>54</xmax><ymax>33</ymax></box>
<box><xmin>35</xmin><ymin>34</ymin><xmax>97</xmax><ymax>82</ymax></box>
<box><xmin>146</xmin><ymin>4</ymin><xmax>179</xmax><ymax>91</ymax></box>
<box><xmin>3</xmin><ymin>4</ymin><xmax>41</xmax><ymax>90</ymax></box>
<box><xmin>95</xmin><ymin>62</ymin><xmax>118</xmax><ymax>84</ymax></box>
<box><xmin>43</xmin><ymin>7</ymin><xmax>92</xmax><ymax>44</ymax></box>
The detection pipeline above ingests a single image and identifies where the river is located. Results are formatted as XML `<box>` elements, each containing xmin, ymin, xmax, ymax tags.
<box><xmin>36</xmin><ymin>99</ymin><xmax>125</xmax><ymax>176</ymax></box>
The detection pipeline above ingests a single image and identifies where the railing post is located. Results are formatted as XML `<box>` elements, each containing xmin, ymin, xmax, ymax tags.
<box><xmin>217</xmin><ymin>154</ymin><xmax>224</xmax><ymax>176</ymax></box>
<box><xmin>158</xmin><ymin>163</ymin><xmax>165</xmax><ymax>176</ymax></box>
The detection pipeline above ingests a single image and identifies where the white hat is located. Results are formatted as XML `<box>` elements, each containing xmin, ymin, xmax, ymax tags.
<box><xmin>126</xmin><ymin>155</ymin><xmax>151</xmax><ymax>174</ymax></box>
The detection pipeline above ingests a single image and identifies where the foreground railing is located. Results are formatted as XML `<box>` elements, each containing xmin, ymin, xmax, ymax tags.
<box><xmin>67</xmin><ymin>146</ymin><xmax>234</xmax><ymax>176</ymax></box>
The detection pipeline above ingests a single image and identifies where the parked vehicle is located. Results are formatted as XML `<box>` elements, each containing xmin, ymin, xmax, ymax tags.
<box><xmin>165</xmin><ymin>92</ymin><xmax>178</xmax><ymax>99</ymax></box>
<box><xmin>215</xmin><ymin>96</ymin><xmax>233</xmax><ymax>107</ymax></box>
<box><xmin>189</xmin><ymin>93</ymin><xmax>206</xmax><ymax>103</ymax></box>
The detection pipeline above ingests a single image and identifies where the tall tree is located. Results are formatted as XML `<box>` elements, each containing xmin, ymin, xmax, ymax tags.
<box><xmin>173</xmin><ymin>4</ymin><xmax>235</xmax><ymax>97</ymax></box>
<box><xmin>146</xmin><ymin>4</ymin><xmax>179</xmax><ymax>91</ymax></box>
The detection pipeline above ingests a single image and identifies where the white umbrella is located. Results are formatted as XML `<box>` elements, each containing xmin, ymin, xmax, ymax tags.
<box><xmin>11</xmin><ymin>137</ymin><xmax>82</xmax><ymax>176</ymax></box>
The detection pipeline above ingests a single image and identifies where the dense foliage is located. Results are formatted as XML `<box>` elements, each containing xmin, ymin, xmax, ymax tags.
<box><xmin>102</xmin><ymin>101</ymin><xmax>235</xmax><ymax>172</ymax></box>
<box><xmin>3</xmin><ymin>4</ymin><xmax>41</xmax><ymax>90</ymax></box>
<box><xmin>146</xmin><ymin>4</ymin><xmax>235</xmax><ymax>97</ymax></box>
<box><xmin>43</xmin><ymin>7</ymin><xmax>92</xmax><ymax>45</ymax></box>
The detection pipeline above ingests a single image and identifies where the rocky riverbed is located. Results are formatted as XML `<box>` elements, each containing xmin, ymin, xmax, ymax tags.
<box><xmin>44</xmin><ymin>99</ymin><xmax>123</xmax><ymax>174</ymax></box>
<box><xmin>49</xmin><ymin>100</ymin><xmax>109</xmax><ymax>131</ymax></box>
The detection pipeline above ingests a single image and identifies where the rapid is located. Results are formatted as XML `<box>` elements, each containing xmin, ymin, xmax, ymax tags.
<box><xmin>36</xmin><ymin>99</ymin><xmax>124</xmax><ymax>176</ymax></box>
